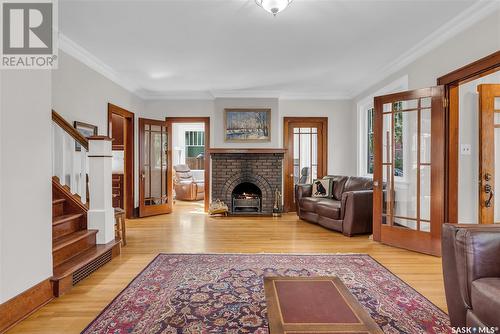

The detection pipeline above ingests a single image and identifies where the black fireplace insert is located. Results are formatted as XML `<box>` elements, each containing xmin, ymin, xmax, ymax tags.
<box><xmin>231</xmin><ymin>182</ymin><xmax>262</xmax><ymax>213</ymax></box>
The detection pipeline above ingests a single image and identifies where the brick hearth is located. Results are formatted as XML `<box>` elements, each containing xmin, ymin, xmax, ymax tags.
<box><xmin>210</xmin><ymin>150</ymin><xmax>284</xmax><ymax>214</ymax></box>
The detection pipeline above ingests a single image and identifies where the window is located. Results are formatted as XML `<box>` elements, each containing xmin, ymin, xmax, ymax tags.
<box><xmin>393</xmin><ymin>102</ymin><xmax>404</xmax><ymax>177</ymax></box>
<box><xmin>365</xmin><ymin>103</ymin><xmax>403</xmax><ymax>177</ymax></box>
<box><xmin>366</xmin><ymin>108</ymin><xmax>374</xmax><ymax>174</ymax></box>
<box><xmin>185</xmin><ymin>131</ymin><xmax>205</xmax><ymax>170</ymax></box>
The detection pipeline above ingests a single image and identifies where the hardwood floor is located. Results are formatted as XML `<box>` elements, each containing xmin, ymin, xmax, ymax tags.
<box><xmin>8</xmin><ymin>201</ymin><xmax>447</xmax><ymax>333</ymax></box>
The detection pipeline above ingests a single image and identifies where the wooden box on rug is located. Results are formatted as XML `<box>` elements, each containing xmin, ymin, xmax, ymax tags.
<box><xmin>264</xmin><ymin>276</ymin><xmax>383</xmax><ymax>334</ymax></box>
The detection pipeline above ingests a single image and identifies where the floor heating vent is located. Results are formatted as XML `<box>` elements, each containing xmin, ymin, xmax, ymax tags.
<box><xmin>72</xmin><ymin>250</ymin><xmax>112</xmax><ymax>285</ymax></box>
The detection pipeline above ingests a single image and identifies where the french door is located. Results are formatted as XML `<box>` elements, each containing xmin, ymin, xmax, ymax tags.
<box><xmin>373</xmin><ymin>86</ymin><xmax>445</xmax><ymax>256</ymax></box>
<box><xmin>478</xmin><ymin>84</ymin><xmax>500</xmax><ymax>224</ymax></box>
<box><xmin>138</xmin><ymin>118</ymin><xmax>172</xmax><ymax>217</ymax></box>
<box><xmin>283</xmin><ymin>117</ymin><xmax>328</xmax><ymax>212</ymax></box>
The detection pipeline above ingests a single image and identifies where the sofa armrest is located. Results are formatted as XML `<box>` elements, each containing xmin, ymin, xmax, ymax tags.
<box><xmin>455</xmin><ymin>225</ymin><xmax>500</xmax><ymax>302</ymax></box>
<box><xmin>442</xmin><ymin>224</ymin><xmax>500</xmax><ymax>327</ymax></box>
<box><xmin>341</xmin><ymin>190</ymin><xmax>373</xmax><ymax>236</ymax></box>
<box><xmin>295</xmin><ymin>184</ymin><xmax>312</xmax><ymax>213</ymax></box>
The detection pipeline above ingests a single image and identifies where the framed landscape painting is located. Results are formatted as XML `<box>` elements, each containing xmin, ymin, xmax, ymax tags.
<box><xmin>224</xmin><ymin>109</ymin><xmax>271</xmax><ymax>142</ymax></box>
<box><xmin>74</xmin><ymin>121</ymin><xmax>98</xmax><ymax>151</ymax></box>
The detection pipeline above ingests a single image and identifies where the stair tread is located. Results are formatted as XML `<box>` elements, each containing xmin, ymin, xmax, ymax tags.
<box><xmin>52</xmin><ymin>239</ymin><xmax>120</xmax><ymax>279</ymax></box>
<box><xmin>53</xmin><ymin>213</ymin><xmax>84</xmax><ymax>226</ymax></box>
<box><xmin>52</xmin><ymin>198</ymin><xmax>66</xmax><ymax>205</ymax></box>
<box><xmin>53</xmin><ymin>229</ymin><xmax>98</xmax><ymax>251</ymax></box>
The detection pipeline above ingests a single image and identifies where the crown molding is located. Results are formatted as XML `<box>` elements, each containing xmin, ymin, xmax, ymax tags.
<box><xmin>211</xmin><ymin>90</ymin><xmax>281</xmax><ymax>99</ymax></box>
<box><xmin>279</xmin><ymin>92</ymin><xmax>352</xmax><ymax>100</ymax></box>
<box><xmin>350</xmin><ymin>0</ymin><xmax>500</xmax><ymax>99</ymax></box>
<box><xmin>58</xmin><ymin>33</ymin><xmax>142</xmax><ymax>96</ymax></box>
<box><xmin>138</xmin><ymin>90</ymin><xmax>215</xmax><ymax>100</ymax></box>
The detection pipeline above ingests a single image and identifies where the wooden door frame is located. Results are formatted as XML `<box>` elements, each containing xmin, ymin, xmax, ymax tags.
<box><xmin>373</xmin><ymin>87</ymin><xmax>445</xmax><ymax>256</ymax></box>
<box><xmin>477</xmin><ymin>84</ymin><xmax>500</xmax><ymax>224</ymax></box>
<box><xmin>138</xmin><ymin>118</ymin><xmax>173</xmax><ymax>217</ymax></box>
<box><xmin>283</xmin><ymin>117</ymin><xmax>328</xmax><ymax>212</ymax></box>
<box><xmin>165</xmin><ymin>117</ymin><xmax>211</xmax><ymax>212</ymax></box>
<box><xmin>107</xmin><ymin>103</ymin><xmax>135</xmax><ymax>219</ymax></box>
<box><xmin>437</xmin><ymin>51</ymin><xmax>500</xmax><ymax>224</ymax></box>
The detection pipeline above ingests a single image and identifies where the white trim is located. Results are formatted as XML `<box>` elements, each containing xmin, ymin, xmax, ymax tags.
<box><xmin>138</xmin><ymin>90</ymin><xmax>215</xmax><ymax>100</ymax></box>
<box><xmin>138</xmin><ymin>90</ymin><xmax>352</xmax><ymax>101</ymax></box>
<box><xmin>278</xmin><ymin>93</ymin><xmax>352</xmax><ymax>100</ymax></box>
<box><xmin>350</xmin><ymin>0</ymin><xmax>500</xmax><ymax>99</ymax></box>
<box><xmin>211</xmin><ymin>90</ymin><xmax>281</xmax><ymax>99</ymax></box>
<box><xmin>58</xmin><ymin>33</ymin><xmax>143</xmax><ymax>96</ymax></box>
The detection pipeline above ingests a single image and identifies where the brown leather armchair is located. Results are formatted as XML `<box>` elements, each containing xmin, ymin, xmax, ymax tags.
<box><xmin>295</xmin><ymin>176</ymin><xmax>373</xmax><ymax>236</ymax></box>
<box><xmin>174</xmin><ymin>164</ymin><xmax>204</xmax><ymax>201</ymax></box>
<box><xmin>442</xmin><ymin>223</ymin><xmax>500</xmax><ymax>329</ymax></box>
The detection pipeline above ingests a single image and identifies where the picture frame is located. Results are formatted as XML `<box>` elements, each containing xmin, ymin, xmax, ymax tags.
<box><xmin>224</xmin><ymin>109</ymin><xmax>271</xmax><ymax>142</ymax></box>
<box><xmin>74</xmin><ymin>121</ymin><xmax>98</xmax><ymax>151</ymax></box>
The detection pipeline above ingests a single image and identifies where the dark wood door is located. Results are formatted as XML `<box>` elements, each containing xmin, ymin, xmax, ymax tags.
<box><xmin>138</xmin><ymin>118</ymin><xmax>172</xmax><ymax>217</ymax></box>
<box><xmin>373</xmin><ymin>86</ymin><xmax>445</xmax><ymax>256</ymax></box>
<box><xmin>283</xmin><ymin>117</ymin><xmax>328</xmax><ymax>212</ymax></box>
<box><xmin>478</xmin><ymin>84</ymin><xmax>500</xmax><ymax>224</ymax></box>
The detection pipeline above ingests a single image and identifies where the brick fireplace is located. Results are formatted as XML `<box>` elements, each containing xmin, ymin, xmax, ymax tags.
<box><xmin>209</xmin><ymin>149</ymin><xmax>285</xmax><ymax>215</ymax></box>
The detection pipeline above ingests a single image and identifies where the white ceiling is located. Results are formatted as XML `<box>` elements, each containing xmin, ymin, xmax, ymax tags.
<box><xmin>58</xmin><ymin>0</ymin><xmax>491</xmax><ymax>99</ymax></box>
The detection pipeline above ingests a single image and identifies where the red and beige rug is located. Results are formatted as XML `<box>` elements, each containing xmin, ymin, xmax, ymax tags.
<box><xmin>82</xmin><ymin>254</ymin><xmax>451</xmax><ymax>334</ymax></box>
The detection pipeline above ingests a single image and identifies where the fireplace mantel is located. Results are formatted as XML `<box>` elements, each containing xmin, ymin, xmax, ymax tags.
<box><xmin>208</xmin><ymin>148</ymin><xmax>287</xmax><ymax>155</ymax></box>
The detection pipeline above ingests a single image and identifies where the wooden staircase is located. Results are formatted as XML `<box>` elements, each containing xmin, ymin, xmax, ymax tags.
<box><xmin>51</xmin><ymin>178</ymin><xmax>120</xmax><ymax>297</ymax></box>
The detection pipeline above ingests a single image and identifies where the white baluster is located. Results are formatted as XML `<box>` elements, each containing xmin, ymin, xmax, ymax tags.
<box><xmin>80</xmin><ymin>147</ymin><xmax>87</xmax><ymax>204</ymax></box>
<box><xmin>52</xmin><ymin>124</ymin><xmax>65</xmax><ymax>183</ymax></box>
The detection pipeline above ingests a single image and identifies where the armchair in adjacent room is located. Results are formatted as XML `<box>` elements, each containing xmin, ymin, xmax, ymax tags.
<box><xmin>173</xmin><ymin>164</ymin><xmax>205</xmax><ymax>201</ymax></box>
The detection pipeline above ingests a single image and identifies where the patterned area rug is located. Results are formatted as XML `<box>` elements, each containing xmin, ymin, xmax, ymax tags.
<box><xmin>82</xmin><ymin>254</ymin><xmax>451</xmax><ymax>334</ymax></box>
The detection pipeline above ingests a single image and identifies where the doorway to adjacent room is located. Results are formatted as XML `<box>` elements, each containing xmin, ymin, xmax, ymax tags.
<box><xmin>167</xmin><ymin>117</ymin><xmax>210</xmax><ymax>212</ymax></box>
<box><xmin>108</xmin><ymin>103</ymin><xmax>135</xmax><ymax>219</ymax></box>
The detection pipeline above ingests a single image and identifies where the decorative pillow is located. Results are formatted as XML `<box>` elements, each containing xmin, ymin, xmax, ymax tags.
<box><xmin>312</xmin><ymin>178</ymin><xmax>333</xmax><ymax>198</ymax></box>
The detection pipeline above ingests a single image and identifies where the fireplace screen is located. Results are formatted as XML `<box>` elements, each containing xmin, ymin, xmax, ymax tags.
<box><xmin>232</xmin><ymin>182</ymin><xmax>262</xmax><ymax>213</ymax></box>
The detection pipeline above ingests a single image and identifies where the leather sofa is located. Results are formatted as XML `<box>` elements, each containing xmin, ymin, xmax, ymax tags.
<box><xmin>442</xmin><ymin>224</ymin><xmax>500</xmax><ymax>329</ymax></box>
<box><xmin>295</xmin><ymin>175</ymin><xmax>373</xmax><ymax>236</ymax></box>
<box><xmin>174</xmin><ymin>164</ymin><xmax>205</xmax><ymax>201</ymax></box>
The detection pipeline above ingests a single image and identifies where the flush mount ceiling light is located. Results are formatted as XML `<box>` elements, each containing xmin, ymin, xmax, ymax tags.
<box><xmin>255</xmin><ymin>0</ymin><xmax>293</xmax><ymax>16</ymax></box>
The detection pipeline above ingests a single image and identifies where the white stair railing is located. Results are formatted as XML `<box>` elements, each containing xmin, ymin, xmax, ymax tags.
<box><xmin>51</xmin><ymin>110</ymin><xmax>89</xmax><ymax>205</ymax></box>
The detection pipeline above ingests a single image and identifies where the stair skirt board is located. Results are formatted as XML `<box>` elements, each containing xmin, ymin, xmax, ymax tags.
<box><xmin>52</xmin><ymin>176</ymin><xmax>121</xmax><ymax>297</ymax></box>
<box><xmin>52</xmin><ymin>246</ymin><xmax>119</xmax><ymax>297</ymax></box>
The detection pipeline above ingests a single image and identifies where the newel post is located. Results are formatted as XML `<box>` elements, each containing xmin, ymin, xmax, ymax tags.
<box><xmin>87</xmin><ymin>136</ymin><xmax>114</xmax><ymax>244</ymax></box>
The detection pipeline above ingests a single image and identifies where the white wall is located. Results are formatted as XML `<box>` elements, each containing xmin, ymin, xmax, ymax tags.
<box><xmin>0</xmin><ymin>70</ymin><xmax>53</xmax><ymax>302</ymax></box>
<box><xmin>52</xmin><ymin>51</ymin><xmax>145</xmax><ymax>206</ymax></box>
<box><xmin>458</xmin><ymin>71</ymin><xmax>500</xmax><ymax>224</ymax></box>
<box><xmin>279</xmin><ymin>99</ymin><xmax>355</xmax><ymax>175</ymax></box>
<box><xmin>355</xmin><ymin>9</ymin><xmax>500</xmax><ymax>100</ymax></box>
<box><xmin>354</xmin><ymin>9</ymin><xmax>500</xmax><ymax>225</ymax></box>
<box><xmin>52</xmin><ymin>51</ymin><xmax>144</xmax><ymax>134</ymax></box>
<box><xmin>144</xmin><ymin>98</ymin><xmax>357</xmax><ymax>176</ymax></box>
<box><xmin>213</xmin><ymin>98</ymin><xmax>280</xmax><ymax>148</ymax></box>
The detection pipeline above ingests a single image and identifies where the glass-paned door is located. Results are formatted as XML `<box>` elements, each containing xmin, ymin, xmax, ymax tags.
<box><xmin>139</xmin><ymin>118</ymin><xmax>172</xmax><ymax>217</ymax></box>
<box><xmin>284</xmin><ymin>118</ymin><xmax>327</xmax><ymax>212</ymax></box>
<box><xmin>478</xmin><ymin>84</ymin><xmax>500</xmax><ymax>224</ymax></box>
<box><xmin>373</xmin><ymin>86</ymin><xmax>445</xmax><ymax>256</ymax></box>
